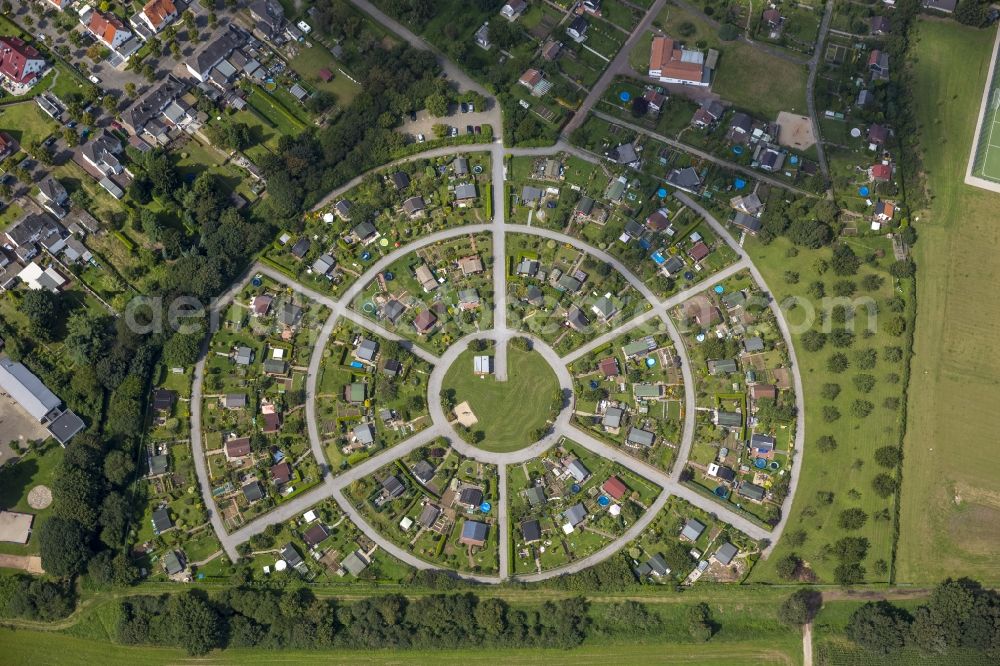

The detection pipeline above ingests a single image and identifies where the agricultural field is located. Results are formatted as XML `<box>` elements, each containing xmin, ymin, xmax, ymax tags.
<box><xmin>352</xmin><ymin>233</ymin><xmax>494</xmax><ymax>354</ymax></box>
<box><xmin>508</xmin><ymin>439</ymin><xmax>661</xmax><ymax>575</ymax></box>
<box><xmin>569</xmin><ymin>330</ymin><xmax>684</xmax><ymax>472</ymax></box>
<box><xmin>315</xmin><ymin>323</ymin><xmax>433</xmax><ymax>473</ymax></box>
<box><xmin>899</xmin><ymin>19</ymin><xmax>1000</xmax><ymax>585</ymax></box>
<box><xmin>346</xmin><ymin>443</ymin><xmax>500</xmax><ymax>575</ymax></box>
<box><xmin>441</xmin><ymin>344</ymin><xmax>561</xmax><ymax>452</ymax></box>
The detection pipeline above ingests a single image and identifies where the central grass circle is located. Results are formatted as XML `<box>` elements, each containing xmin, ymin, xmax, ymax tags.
<box><xmin>441</xmin><ymin>346</ymin><xmax>561</xmax><ymax>453</ymax></box>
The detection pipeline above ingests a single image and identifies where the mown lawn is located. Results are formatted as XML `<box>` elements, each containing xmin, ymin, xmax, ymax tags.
<box><xmin>897</xmin><ymin>19</ymin><xmax>1000</xmax><ymax>585</ymax></box>
<box><xmin>442</xmin><ymin>347</ymin><xmax>560</xmax><ymax>452</ymax></box>
<box><xmin>0</xmin><ymin>101</ymin><xmax>59</xmax><ymax>147</ymax></box>
<box><xmin>0</xmin><ymin>442</ymin><xmax>64</xmax><ymax>556</ymax></box>
<box><xmin>289</xmin><ymin>46</ymin><xmax>362</xmax><ymax>107</ymax></box>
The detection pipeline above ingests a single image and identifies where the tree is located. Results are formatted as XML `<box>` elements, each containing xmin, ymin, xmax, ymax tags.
<box><xmin>872</xmin><ymin>473</ymin><xmax>898</xmax><ymax>498</ymax></box>
<box><xmin>874</xmin><ymin>446</ymin><xmax>901</xmax><ymax>468</ymax></box>
<box><xmin>686</xmin><ymin>602</ymin><xmax>714</xmax><ymax>641</ymax></box>
<box><xmin>63</xmin><ymin>312</ymin><xmax>109</xmax><ymax>365</ymax></box>
<box><xmin>88</xmin><ymin>549</ymin><xmax>139</xmax><ymax>586</ymax></box>
<box><xmin>955</xmin><ymin>0</ymin><xmax>989</xmax><ymax>27</ymax></box>
<box><xmin>853</xmin><ymin>374</ymin><xmax>876</xmax><ymax>393</ymax></box>
<box><xmin>163</xmin><ymin>329</ymin><xmax>204</xmax><ymax>367</ymax></box>
<box><xmin>125</xmin><ymin>82</ymin><xmax>137</xmax><ymax>98</ymax></box>
<box><xmin>838</xmin><ymin>508</ymin><xmax>868</xmax><ymax>530</ymax></box>
<box><xmin>21</xmin><ymin>289</ymin><xmax>62</xmax><ymax>341</ymax></box>
<box><xmin>432</xmin><ymin>123</ymin><xmax>449</xmax><ymax>138</ymax></box>
<box><xmin>103</xmin><ymin>449</ymin><xmax>135</xmax><ymax>486</ymax></box>
<box><xmin>889</xmin><ymin>260</ymin><xmax>915</xmax><ymax>278</ymax></box>
<box><xmin>822</xmin><ymin>406</ymin><xmax>840</xmax><ymax>422</ymax></box>
<box><xmin>816</xmin><ymin>435</ymin><xmax>838</xmax><ymax>452</ymax></box>
<box><xmin>474</xmin><ymin>597</ymin><xmax>508</xmax><ymax>636</ymax></box>
<box><xmin>846</xmin><ymin>601</ymin><xmax>910</xmax><ymax>653</ymax></box>
<box><xmin>167</xmin><ymin>590</ymin><xmax>223</xmax><ymax>656</ymax></box>
<box><xmin>425</xmin><ymin>92</ymin><xmax>449</xmax><ymax>117</ymax></box>
<box><xmin>775</xmin><ymin>553</ymin><xmax>802</xmax><ymax>580</ymax></box>
<box><xmin>885</xmin><ymin>316</ymin><xmax>907</xmax><ymax>336</ymax></box>
<box><xmin>909</xmin><ymin>578</ymin><xmax>1000</xmax><ymax>653</ymax></box>
<box><xmin>861</xmin><ymin>273</ymin><xmax>884</xmax><ymax>291</ymax></box>
<box><xmin>831</xmin><ymin>243</ymin><xmax>861</xmax><ymax>276</ymax></box>
<box><xmin>718</xmin><ymin>23</ymin><xmax>739</xmax><ymax>41</ymax></box>
<box><xmin>99</xmin><ymin>492</ymin><xmax>131</xmax><ymax>548</ymax></box>
<box><xmin>801</xmin><ymin>330</ymin><xmax>827</xmax><ymax>352</ymax></box>
<box><xmin>38</xmin><ymin>517</ymin><xmax>91</xmax><ymax>577</ymax></box>
<box><xmin>851</xmin><ymin>400</ymin><xmax>874</xmax><ymax>418</ymax></box>
<box><xmin>778</xmin><ymin>589</ymin><xmax>823</xmax><ymax>626</ymax></box>
<box><xmin>827</xmin><ymin>353</ymin><xmax>849</xmax><ymax>373</ymax></box>
<box><xmin>821</xmin><ymin>383</ymin><xmax>841</xmax><ymax>400</ymax></box>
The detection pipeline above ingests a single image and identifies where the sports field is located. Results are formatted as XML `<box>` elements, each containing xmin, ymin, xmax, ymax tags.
<box><xmin>442</xmin><ymin>348</ymin><xmax>560</xmax><ymax>452</ymax></box>
<box><xmin>969</xmin><ymin>25</ymin><xmax>1000</xmax><ymax>185</ymax></box>
<box><xmin>900</xmin><ymin>19</ymin><xmax>1000</xmax><ymax>584</ymax></box>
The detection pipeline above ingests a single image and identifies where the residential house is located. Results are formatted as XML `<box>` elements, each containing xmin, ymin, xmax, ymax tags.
<box><xmin>458</xmin><ymin>288</ymin><xmax>480</xmax><ymax>310</ymax></box>
<box><xmin>0</xmin><ymin>37</ymin><xmax>46</xmax><ymax>95</ymax></box>
<box><xmin>750</xmin><ymin>433</ymin><xmax>776</xmax><ymax>459</ymax></box>
<box><xmin>524</xmin><ymin>486</ymin><xmax>546</xmax><ymax>507</ymax></box>
<box><xmin>541</xmin><ymin>39</ymin><xmax>562</xmax><ymax>60</ymax></box>
<box><xmin>622</xmin><ymin>337</ymin><xmax>656</xmax><ymax>359</ymax></box>
<box><xmin>355</xmin><ymin>338</ymin><xmax>379</xmax><ymax>363</ymax></box>
<box><xmin>454</xmin><ymin>182</ymin><xmax>477</xmax><ymax>204</ymax></box>
<box><xmin>567</xmin><ymin>16</ymin><xmax>588</xmax><ymax>41</ymax></box>
<box><xmin>666</xmin><ymin>166</ymin><xmax>701</xmax><ymax>193</ymax></box>
<box><xmin>762</xmin><ymin>8</ymin><xmax>783</xmax><ymax>32</ymax></box>
<box><xmin>341</xmin><ymin>550</ymin><xmax>369</xmax><ymax>576</ymax></box>
<box><xmin>608</xmin><ymin>141</ymin><xmax>639</xmax><ymax>166</ymax></box>
<box><xmin>518</xmin><ymin>68</ymin><xmax>551</xmax><ymax>97</ymax></box>
<box><xmin>223</xmin><ymin>393</ymin><xmax>247</xmax><ymax>409</ymax></box>
<box><xmin>152</xmin><ymin>507</ymin><xmax>173</xmax><ymax>534</ymax></box>
<box><xmin>681</xmin><ymin>518</ymin><xmax>705</xmax><ymax>542</ymax></box>
<box><xmin>458</xmin><ymin>254</ymin><xmax>484</xmax><ymax>276</ymax></box>
<box><xmin>648</xmin><ymin>36</ymin><xmax>710</xmax><ymax>86</ymax></box>
<box><xmin>402</xmin><ymin>196</ymin><xmax>426</xmax><ymax>218</ymax></box>
<box><xmin>683</xmin><ymin>294</ymin><xmax>720</xmax><ymax>327</ymax></box>
<box><xmin>691</xmin><ymin>99</ymin><xmax>724</xmax><ymax>128</ymax></box>
<box><xmin>412</xmin><ymin>460</ymin><xmax>435</xmax><ymax>485</ymax></box>
<box><xmin>626</xmin><ymin>427</ymin><xmax>655</xmax><ymax>448</ymax></box>
<box><xmin>121</xmin><ymin>75</ymin><xmax>189</xmax><ymax>141</ymax></box>
<box><xmin>302</xmin><ymin>523</ymin><xmax>329</xmax><ymax>548</ymax></box>
<box><xmin>453</xmin><ymin>157</ymin><xmax>469</xmax><ymax>176</ymax></box>
<box><xmin>868</xmin><ymin>49</ymin><xmax>890</xmax><ymax>81</ymax></box>
<box><xmin>250</xmin><ymin>294</ymin><xmax>273</xmax><ymax>317</ymax></box>
<box><xmin>0</xmin><ymin>131</ymin><xmax>17</xmax><ymax>160</ymax></box>
<box><xmin>249</xmin><ymin>0</ymin><xmax>286</xmax><ymax>42</ymax></box>
<box><xmin>151</xmin><ymin>388</ymin><xmax>176</xmax><ymax>413</ymax></box>
<box><xmin>88</xmin><ymin>10</ymin><xmax>134</xmax><ymax>51</ymax></box>
<box><xmin>278</xmin><ymin>302</ymin><xmax>302</xmax><ymax>327</ymax></box>
<box><xmin>602</xmin><ymin>406</ymin><xmax>624</xmax><ymax>430</ymax></box>
<box><xmin>750</xmin><ymin>383</ymin><xmax>778</xmax><ymax>403</ymax></box>
<box><xmin>290</xmin><ymin>237</ymin><xmax>311</xmax><ymax>259</ymax></box>
<box><xmin>868</xmin><ymin>123</ymin><xmax>889</xmax><ymax>149</ymax></box>
<box><xmin>562</xmin><ymin>503</ymin><xmax>587</xmax><ymax>528</ymax></box>
<box><xmin>732</xmin><ymin>212</ymin><xmax>762</xmax><ymax>234</ymax></box>
<box><xmin>598</xmin><ymin>356</ymin><xmax>620</xmax><ymax>378</ymax></box>
<box><xmin>415</xmin><ymin>264</ymin><xmax>437</xmax><ymax>292</ymax></box>
<box><xmin>381</xmin><ymin>475</ymin><xmax>405</xmax><ymax>499</ymax></box>
<box><xmin>566</xmin><ymin>306</ymin><xmax>589</xmax><ymax>331</ymax></box>
<box><xmin>5</xmin><ymin>214</ymin><xmax>64</xmax><ymax>261</ymax></box>
<box><xmin>644</xmin><ymin>88</ymin><xmax>666</xmax><ymax>115</ymax></box>
<box><xmin>312</xmin><ymin>254</ymin><xmax>335</xmax><ymax>277</ymax></box>
<box><xmin>922</xmin><ymin>0</ymin><xmax>957</xmax><ymax>12</ymax></box>
<box><xmin>564</xmin><ymin>458</ymin><xmax>590</xmax><ymax>483</ymax></box>
<box><xmin>233</xmin><ymin>346</ymin><xmax>254</xmax><ymax>366</ymax></box>
<box><xmin>708</xmin><ymin>358</ymin><xmax>739</xmax><ymax>375</ymax></box>
<box><xmin>743</xmin><ymin>336</ymin><xmax>765</xmax><ymax>353</ymax></box>
<box><xmin>500</xmin><ymin>0</ymin><xmax>528</xmax><ymax>21</ymax></box>
<box><xmin>413</xmin><ymin>309</ymin><xmax>437</xmax><ymax>334</ymax></box>
<box><xmin>353</xmin><ymin>423</ymin><xmax>375</xmax><ymax>447</ymax></box>
<box><xmin>391</xmin><ymin>171</ymin><xmax>410</xmax><ymax>190</ymax></box>
<box><xmin>382</xmin><ymin>299</ymin><xmax>406</xmax><ymax>324</ymax></box>
<box><xmin>224</xmin><ymin>437</ymin><xmax>251</xmax><ymax>460</ymax></box>
<box><xmin>458</xmin><ymin>486</ymin><xmax>484</xmax><ymax>510</ymax></box>
<box><xmin>417</xmin><ymin>503</ymin><xmax>440</xmax><ymax>528</ymax></box>
<box><xmin>521</xmin><ymin>185</ymin><xmax>543</xmax><ymax>204</ymax></box>
<box><xmin>474</xmin><ymin>23</ymin><xmax>492</xmax><ymax>50</ymax></box>
<box><xmin>738</xmin><ymin>482</ymin><xmax>766</xmax><ymax>501</ymax></box>
<box><xmin>729</xmin><ymin>111</ymin><xmax>753</xmax><ymax>137</ymax></box>
<box><xmin>730</xmin><ymin>191</ymin><xmax>763</xmax><ymax>216</ymax></box>
<box><xmin>18</xmin><ymin>262</ymin><xmax>66</xmax><ymax>292</ymax></box>
<box><xmin>186</xmin><ymin>29</ymin><xmax>243</xmax><ymax>82</ymax></box>
<box><xmin>280</xmin><ymin>543</ymin><xmax>304</xmax><ymax>569</ymax></box>
<box><xmin>521</xmin><ymin>519</ymin><xmax>542</xmax><ymax>543</ymax></box>
<box><xmin>714</xmin><ymin>542</ymin><xmax>738</xmax><ymax>565</ymax></box>
<box><xmin>870</xmin><ymin>162</ymin><xmax>892</xmax><ymax>183</ymax></box>
<box><xmin>708</xmin><ymin>463</ymin><xmax>737</xmax><ymax>482</ymax></box>
<box><xmin>80</xmin><ymin>137</ymin><xmax>123</xmax><ymax>176</ymax></box>
<box><xmin>271</xmin><ymin>461</ymin><xmax>292</xmax><ymax>485</ymax></box>
<box><xmin>591</xmin><ymin>295</ymin><xmax>617</xmax><ymax>321</ymax></box>
<box><xmin>688</xmin><ymin>241</ymin><xmax>711</xmax><ymax>263</ymax></box>
<box><xmin>460</xmin><ymin>520</ymin><xmax>489</xmax><ymax>546</ymax></box>
<box><xmin>37</xmin><ymin>176</ymin><xmax>69</xmax><ymax>209</ymax></box>
<box><xmin>334</xmin><ymin>199</ymin><xmax>353</xmax><ymax>220</ymax></box>
<box><xmin>872</xmin><ymin>200</ymin><xmax>895</xmax><ymax>224</ymax></box>
<box><xmin>138</xmin><ymin>0</ymin><xmax>177</xmax><ymax>33</ymax></box>
<box><xmin>602</xmin><ymin>476</ymin><xmax>628</xmax><ymax>500</ymax></box>
<box><xmin>515</xmin><ymin>258</ymin><xmax>539</xmax><ymax>277</ymax></box>
<box><xmin>870</xmin><ymin>16</ymin><xmax>890</xmax><ymax>35</ymax></box>
<box><xmin>262</xmin><ymin>358</ymin><xmax>286</xmax><ymax>376</ymax></box>
<box><xmin>756</xmin><ymin>144</ymin><xmax>785</xmax><ymax>172</ymax></box>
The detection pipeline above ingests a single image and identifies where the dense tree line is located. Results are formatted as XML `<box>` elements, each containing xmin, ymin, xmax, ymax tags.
<box><xmin>0</xmin><ymin>573</ymin><xmax>75</xmax><ymax>621</ymax></box>
<box><xmin>118</xmin><ymin>589</ymin><xmax>593</xmax><ymax>656</ymax></box>
<box><xmin>846</xmin><ymin>578</ymin><xmax>1000</xmax><ymax>656</ymax></box>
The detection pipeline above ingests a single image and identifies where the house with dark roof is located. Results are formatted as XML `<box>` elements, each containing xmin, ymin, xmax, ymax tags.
<box><xmin>870</xmin><ymin>15</ymin><xmax>890</xmax><ymax>35</ymax></box>
<box><xmin>458</xmin><ymin>486</ymin><xmax>484</xmax><ymax>509</ymax></box>
<box><xmin>521</xmin><ymin>519</ymin><xmax>542</xmax><ymax>543</ymax></box>
<box><xmin>151</xmin><ymin>388</ymin><xmax>176</xmax><ymax>413</ymax></box>
<box><xmin>714</xmin><ymin>542</ymin><xmax>738</xmax><ymax>565</ymax></box>
<box><xmin>738</xmin><ymin>482</ymin><xmax>765</xmax><ymax>501</ymax></box>
<box><xmin>413</xmin><ymin>309</ymin><xmax>437</xmax><ymax>334</ymax></box>
<box><xmin>225</xmin><ymin>437</ymin><xmax>252</xmax><ymax>460</ymax></box>
<box><xmin>417</xmin><ymin>503</ymin><xmax>441</xmax><ymax>528</ymax></box>
<box><xmin>243</xmin><ymin>480</ymin><xmax>265</xmax><ymax>502</ymax></box>
<box><xmin>382</xmin><ymin>299</ymin><xmax>405</xmax><ymax>324</ymax></box>
<box><xmin>563</xmin><ymin>503</ymin><xmax>587</xmax><ymax>527</ymax></box>
<box><xmin>381</xmin><ymin>475</ymin><xmax>405</xmax><ymax>499</ymax></box>
<box><xmin>524</xmin><ymin>485</ymin><xmax>546</xmax><ymax>507</ymax></box>
<box><xmin>151</xmin><ymin>506</ymin><xmax>172</xmax><ymax>534</ymax></box>
<box><xmin>271</xmin><ymin>461</ymin><xmax>292</xmax><ymax>485</ymax></box>
<box><xmin>666</xmin><ymin>166</ymin><xmax>701</xmax><ymax>193</ymax></box>
<box><xmin>186</xmin><ymin>29</ymin><xmax>243</xmax><ymax>82</ymax></box>
<box><xmin>602</xmin><ymin>406</ymin><xmax>624</xmax><ymax>430</ymax></box>
<box><xmin>391</xmin><ymin>171</ymin><xmax>410</xmax><ymax>190</ymax></box>
<box><xmin>566</xmin><ymin>306</ymin><xmax>590</xmax><ymax>331</ymax></box>
<box><xmin>412</xmin><ymin>460</ymin><xmax>435</xmax><ymax>484</ymax></box>
<box><xmin>163</xmin><ymin>550</ymin><xmax>185</xmax><ymax>575</ymax></box>
<box><xmin>626</xmin><ymin>427</ymin><xmax>655</xmax><ymax>448</ymax></box>
<box><xmin>402</xmin><ymin>196</ymin><xmax>426</xmax><ymax>218</ymax></box>
<box><xmin>460</xmin><ymin>520</ymin><xmax>489</xmax><ymax>546</ymax></box>
<box><xmin>302</xmin><ymin>523</ymin><xmax>329</xmax><ymax>548</ymax></box>
<box><xmin>733</xmin><ymin>212</ymin><xmax>762</xmax><ymax>234</ymax></box>
<box><xmin>680</xmin><ymin>518</ymin><xmax>705</xmax><ymax>542</ymax></box>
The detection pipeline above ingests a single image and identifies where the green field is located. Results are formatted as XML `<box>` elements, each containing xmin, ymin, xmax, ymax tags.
<box><xmin>0</xmin><ymin>443</ymin><xmax>64</xmax><ymax>556</ymax></box>
<box><xmin>744</xmin><ymin>234</ymin><xmax>908</xmax><ymax>584</ymax></box>
<box><xmin>289</xmin><ymin>46</ymin><xmax>362</xmax><ymax>107</ymax></box>
<box><xmin>442</xmin><ymin>347</ymin><xmax>560</xmax><ymax>452</ymax></box>
<box><xmin>0</xmin><ymin>101</ymin><xmax>59</xmax><ymax>147</ymax></box>
<box><xmin>898</xmin><ymin>19</ymin><xmax>1000</xmax><ymax>585</ymax></box>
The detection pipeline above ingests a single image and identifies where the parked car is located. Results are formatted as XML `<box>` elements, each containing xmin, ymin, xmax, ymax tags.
<box><xmin>88</xmin><ymin>75</ymin><xmax>100</xmax><ymax>84</ymax></box>
<box><xmin>409</xmin><ymin>110</ymin><xmax>417</xmax><ymax>121</ymax></box>
<box><xmin>474</xmin><ymin>125</ymin><xmax>482</xmax><ymax>134</ymax></box>
<box><xmin>466</xmin><ymin>125</ymin><xmax>473</xmax><ymax>134</ymax></box>
<box><xmin>417</xmin><ymin>133</ymin><xmax>425</xmax><ymax>142</ymax></box>
<box><xmin>460</xmin><ymin>102</ymin><xmax>468</xmax><ymax>113</ymax></box>
<box><xmin>468</xmin><ymin>103</ymin><xmax>475</xmax><ymax>113</ymax></box>
<box><xmin>450</xmin><ymin>126</ymin><xmax>458</xmax><ymax>137</ymax></box>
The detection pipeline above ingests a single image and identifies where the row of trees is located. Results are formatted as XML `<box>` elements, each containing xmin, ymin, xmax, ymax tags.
<box><xmin>846</xmin><ymin>578</ymin><xmax>1000</xmax><ymax>656</ymax></box>
<box><xmin>118</xmin><ymin>589</ymin><xmax>593</xmax><ymax>656</ymax></box>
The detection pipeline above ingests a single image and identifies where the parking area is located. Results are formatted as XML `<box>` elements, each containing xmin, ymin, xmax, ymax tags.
<box><xmin>397</xmin><ymin>108</ymin><xmax>495</xmax><ymax>141</ymax></box>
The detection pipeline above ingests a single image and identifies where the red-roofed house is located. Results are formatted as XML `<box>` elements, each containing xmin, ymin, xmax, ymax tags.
<box><xmin>88</xmin><ymin>10</ymin><xmax>133</xmax><ymax>51</ymax></box>
<box><xmin>645</xmin><ymin>208</ymin><xmax>671</xmax><ymax>232</ymax></box>
<box><xmin>643</xmin><ymin>88</ymin><xmax>666</xmax><ymax>114</ymax></box>
<box><xmin>598</xmin><ymin>356</ymin><xmax>620</xmax><ymax>378</ymax></box>
<box><xmin>602</xmin><ymin>476</ymin><xmax>628</xmax><ymax>500</ymax></box>
<box><xmin>689</xmin><ymin>241</ymin><xmax>711</xmax><ymax>262</ymax></box>
<box><xmin>648</xmin><ymin>36</ymin><xmax>708</xmax><ymax>86</ymax></box>
<box><xmin>271</xmin><ymin>461</ymin><xmax>292</xmax><ymax>484</ymax></box>
<box><xmin>318</xmin><ymin>68</ymin><xmax>333</xmax><ymax>82</ymax></box>
<box><xmin>139</xmin><ymin>0</ymin><xmax>178</xmax><ymax>33</ymax></box>
<box><xmin>45</xmin><ymin>0</ymin><xmax>74</xmax><ymax>10</ymax></box>
<box><xmin>0</xmin><ymin>37</ymin><xmax>46</xmax><ymax>95</ymax></box>
<box><xmin>0</xmin><ymin>131</ymin><xmax>18</xmax><ymax>161</ymax></box>
<box><xmin>869</xmin><ymin>163</ymin><xmax>892</xmax><ymax>182</ymax></box>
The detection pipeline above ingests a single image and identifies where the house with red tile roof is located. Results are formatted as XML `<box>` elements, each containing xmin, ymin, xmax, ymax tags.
<box><xmin>88</xmin><ymin>10</ymin><xmax>134</xmax><ymax>51</ymax></box>
<box><xmin>0</xmin><ymin>37</ymin><xmax>46</xmax><ymax>95</ymax></box>
<box><xmin>648</xmin><ymin>36</ymin><xmax>710</xmax><ymax>86</ymax></box>
<box><xmin>139</xmin><ymin>0</ymin><xmax>178</xmax><ymax>33</ymax></box>
<box><xmin>869</xmin><ymin>162</ymin><xmax>892</xmax><ymax>183</ymax></box>
<box><xmin>602</xmin><ymin>476</ymin><xmax>628</xmax><ymax>500</ymax></box>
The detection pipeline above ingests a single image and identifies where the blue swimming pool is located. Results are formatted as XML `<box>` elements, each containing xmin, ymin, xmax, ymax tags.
<box><xmin>651</xmin><ymin>252</ymin><xmax>666</xmax><ymax>265</ymax></box>
<box><xmin>350</xmin><ymin>361</ymin><xmax>364</xmax><ymax>369</ymax></box>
